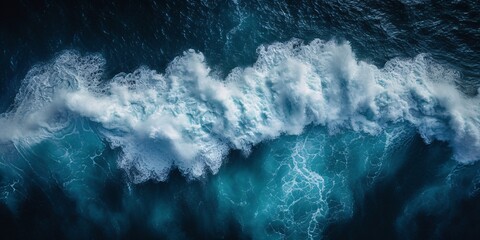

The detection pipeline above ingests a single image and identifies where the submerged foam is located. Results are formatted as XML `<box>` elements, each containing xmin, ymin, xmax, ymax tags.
<box><xmin>1</xmin><ymin>39</ymin><xmax>479</xmax><ymax>182</ymax></box>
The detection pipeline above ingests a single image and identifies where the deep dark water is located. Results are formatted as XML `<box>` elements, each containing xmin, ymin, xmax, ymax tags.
<box><xmin>1</xmin><ymin>0</ymin><xmax>480</xmax><ymax>239</ymax></box>
<box><xmin>2</xmin><ymin>0</ymin><xmax>479</xmax><ymax>111</ymax></box>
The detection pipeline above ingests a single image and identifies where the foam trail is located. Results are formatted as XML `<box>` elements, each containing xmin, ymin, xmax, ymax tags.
<box><xmin>1</xmin><ymin>39</ymin><xmax>479</xmax><ymax>182</ymax></box>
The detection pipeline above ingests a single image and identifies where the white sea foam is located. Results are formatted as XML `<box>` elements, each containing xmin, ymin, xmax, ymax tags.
<box><xmin>1</xmin><ymin>39</ymin><xmax>479</xmax><ymax>182</ymax></box>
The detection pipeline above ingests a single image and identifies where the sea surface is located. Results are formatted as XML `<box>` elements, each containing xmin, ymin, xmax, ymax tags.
<box><xmin>0</xmin><ymin>0</ymin><xmax>479</xmax><ymax>239</ymax></box>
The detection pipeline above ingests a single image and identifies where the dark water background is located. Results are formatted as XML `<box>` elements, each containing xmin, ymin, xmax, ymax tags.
<box><xmin>2</xmin><ymin>0</ymin><xmax>478</xmax><ymax>111</ymax></box>
<box><xmin>0</xmin><ymin>0</ymin><xmax>479</xmax><ymax>239</ymax></box>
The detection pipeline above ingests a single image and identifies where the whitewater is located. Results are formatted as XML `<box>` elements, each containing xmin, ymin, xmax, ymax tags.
<box><xmin>0</xmin><ymin>39</ymin><xmax>479</xmax><ymax>183</ymax></box>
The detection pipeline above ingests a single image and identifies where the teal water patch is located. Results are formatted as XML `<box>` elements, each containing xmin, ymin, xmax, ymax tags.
<box><xmin>0</xmin><ymin>121</ymin><xmax>416</xmax><ymax>238</ymax></box>
<box><xmin>2</xmin><ymin>118</ymin><xmax>479</xmax><ymax>239</ymax></box>
<box><xmin>212</xmin><ymin>125</ymin><xmax>414</xmax><ymax>239</ymax></box>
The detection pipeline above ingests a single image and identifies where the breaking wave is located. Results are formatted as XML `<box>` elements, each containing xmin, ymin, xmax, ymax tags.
<box><xmin>1</xmin><ymin>39</ymin><xmax>479</xmax><ymax>183</ymax></box>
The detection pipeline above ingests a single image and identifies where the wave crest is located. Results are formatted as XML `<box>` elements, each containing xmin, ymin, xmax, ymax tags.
<box><xmin>1</xmin><ymin>39</ymin><xmax>479</xmax><ymax>182</ymax></box>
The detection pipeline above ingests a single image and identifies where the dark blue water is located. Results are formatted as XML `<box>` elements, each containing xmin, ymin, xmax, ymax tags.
<box><xmin>0</xmin><ymin>0</ymin><xmax>479</xmax><ymax>239</ymax></box>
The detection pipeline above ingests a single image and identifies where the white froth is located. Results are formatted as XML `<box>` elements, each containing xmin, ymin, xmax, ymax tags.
<box><xmin>1</xmin><ymin>40</ymin><xmax>479</xmax><ymax>182</ymax></box>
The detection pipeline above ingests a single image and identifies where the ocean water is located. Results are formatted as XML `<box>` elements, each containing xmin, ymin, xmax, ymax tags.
<box><xmin>0</xmin><ymin>0</ymin><xmax>479</xmax><ymax>239</ymax></box>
